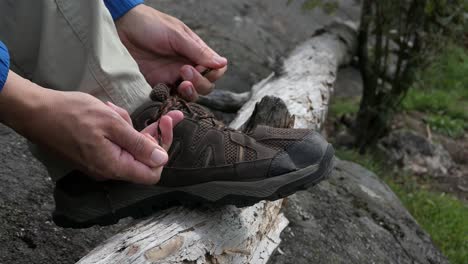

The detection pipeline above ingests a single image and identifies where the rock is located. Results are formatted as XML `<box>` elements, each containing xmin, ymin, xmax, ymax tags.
<box><xmin>0</xmin><ymin>125</ymin><xmax>125</xmax><ymax>264</ymax></box>
<box><xmin>334</xmin><ymin>66</ymin><xmax>363</xmax><ymax>98</ymax></box>
<box><xmin>334</xmin><ymin>130</ymin><xmax>356</xmax><ymax>148</ymax></box>
<box><xmin>434</xmin><ymin>134</ymin><xmax>468</xmax><ymax>165</ymax></box>
<box><xmin>148</xmin><ymin>0</ymin><xmax>361</xmax><ymax>93</ymax></box>
<box><xmin>378</xmin><ymin>130</ymin><xmax>456</xmax><ymax>178</ymax></box>
<box><xmin>269</xmin><ymin>160</ymin><xmax>449</xmax><ymax>264</ymax></box>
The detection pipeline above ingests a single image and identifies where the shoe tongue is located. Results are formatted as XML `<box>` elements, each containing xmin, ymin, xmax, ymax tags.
<box><xmin>150</xmin><ymin>83</ymin><xmax>171</xmax><ymax>102</ymax></box>
<box><xmin>188</xmin><ymin>103</ymin><xmax>212</xmax><ymax>116</ymax></box>
<box><xmin>149</xmin><ymin>83</ymin><xmax>216</xmax><ymax>121</ymax></box>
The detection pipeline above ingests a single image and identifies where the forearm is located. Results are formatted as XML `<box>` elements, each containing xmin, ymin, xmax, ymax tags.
<box><xmin>0</xmin><ymin>70</ymin><xmax>54</xmax><ymax>139</ymax></box>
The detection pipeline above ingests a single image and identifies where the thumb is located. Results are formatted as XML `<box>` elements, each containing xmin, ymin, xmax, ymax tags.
<box><xmin>174</xmin><ymin>32</ymin><xmax>227</xmax><ymax>69</ymax></box>
<box><xmin>110</xmin><ymin>120</ymin><xmax>168</xmax><ymax>168</ymax></box>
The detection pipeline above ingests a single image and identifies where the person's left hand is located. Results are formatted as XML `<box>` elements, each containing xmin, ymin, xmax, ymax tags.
<box><xmin>116</xmin><ymin>4</ymin><xmax>228</xmax><ymax>101</ymax></box>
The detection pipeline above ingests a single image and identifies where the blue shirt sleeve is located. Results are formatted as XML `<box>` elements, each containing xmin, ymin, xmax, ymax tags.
<box><xmin>104</xmin><ymin>0</ymin><xmax>144</xmax><ymax>20</ymax></box>
<box><xmin>0</xmin><ymin>41</ymin><xmax>10</xmax><ymax>93</ymax></box>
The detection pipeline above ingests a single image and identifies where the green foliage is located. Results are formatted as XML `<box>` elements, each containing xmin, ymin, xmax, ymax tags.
<box><xmin>321</xmin><ymin>1</ymin><xmax>339</xmax><ymax>14</ymax></box>
<box><xmin>354</xmin><ymin>0</ymin><xmax>466</xmax><ymax>150</ymax></box>
<box><xmin>389</xmin><ymin>181</ymin><xmax>468</xmax><ymax>264</ymax></box>
<box><xmin>402</xmin><ymin>89</ymin><xmax>467</xmax><ymax>120</ymax></box>
<box><xmin>301</xmin><ymin>0</ymin><xmax>321</xmax><ymax>10</ymax></box>
<box><xmin>288</xmin><ymin>0</ymin><xmax>339</xmax><ymax>14</ymax></box>
<box><xmin>329</xmin><ymin>97</ymin><xmax>360</xmax><ymax>118</ymax></box>
<box><xmin>403</xmin><ymin>45</ymin><xmax>468</xmax><ymax>118</ymax></box>
<box><xmin>335</xmin><ymin>148</ymin><xmax>383</xmax><ymax>174</ymax></box>
<box><xmin>402</xmin><ymin>44</ymin><xmax>468</xmax><ymax>137</ymax></box>
<box><xmin>426</xmin><ymin>115</ymin><xmax>466</xmax><ymax>138</ymax></box>
<box><xmin>336</xmin><ymin>148</ymin><xmax>468</xmax><ymax>264</ymax></box>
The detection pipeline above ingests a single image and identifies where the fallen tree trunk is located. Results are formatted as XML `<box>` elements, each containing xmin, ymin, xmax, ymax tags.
<box><xmin>77</xmin><ymin>23</ymin><xmax>357</xmax><ymax>264</ymax></box>
<box><xmin>231</xmin><ymin>23</ymin><xmax>357</xmax><ymax>130</ymax></box>
<box><xmin>197</xmin><ymin>90</ymin><xmax>251</xmax><ymax>113</ymax></box>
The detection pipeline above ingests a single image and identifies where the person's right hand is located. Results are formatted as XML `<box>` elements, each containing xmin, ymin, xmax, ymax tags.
<box><xmin>0</xmin><ymin>71</ymin><xmax>183</xmax><ymax>185</ymax></box>
<box><xmin>116</xmin><ymin>5</ymin><xmax>228</xmax><ymax>101</ymax></box>
<box><xmin>37</xmin><ymin>91</ymin><xmax>183</xmax><ymax>184</ymax></box>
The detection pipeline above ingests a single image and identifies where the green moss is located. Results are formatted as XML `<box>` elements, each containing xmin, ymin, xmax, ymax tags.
<box><xmin>335</xmin><ymin>148</ymin><xmax>468</xmax><ymax>264</ymax></box>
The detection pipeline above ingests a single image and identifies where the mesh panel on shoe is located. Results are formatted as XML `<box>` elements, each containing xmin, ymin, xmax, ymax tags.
<box><xmin>266</xmin><ymin>127</ymin><xmax>309</xmax><ymax>139</ymax></box>
<box><xmin>191</xmin><ymin>121</ymin><xmax>211</xmax><ymax>150</ymax></box>
<box><xmin>244</xmin><ymin>147</ymin><xmax>257</xmax><ymax>161</ymax></box>
<box><xmin>260</xmin><ymin>139</ymin><xmax>296</xmax><ymax>151</ymax></box>
<box><xmin>193</xmin><ymin>147</ymin><xmax>212</xmax><ymax>168</ymax></box>
<box><xmin>189</xmin><ymin>103</ymin><xmax>213</xmax><ymax>116</ymax></box>
<box><xmin>224</xmin><ymin>131</ymin><xmax>239</xmax><ymax>164</ymax></box>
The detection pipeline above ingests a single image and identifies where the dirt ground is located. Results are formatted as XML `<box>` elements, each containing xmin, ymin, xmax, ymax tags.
<box><xmin>0</xmin><ymin>1</ymin><xmax>361</xmax><ymax>263</ymax></box>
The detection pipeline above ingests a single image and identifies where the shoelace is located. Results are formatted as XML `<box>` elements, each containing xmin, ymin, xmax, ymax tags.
<box><xmin>148</xmin><ymin>84</ymin><xmax>232</xmax><ymax>144</ymax></box>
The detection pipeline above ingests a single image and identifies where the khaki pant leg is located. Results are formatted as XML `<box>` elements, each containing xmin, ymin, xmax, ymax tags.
<box><xmin>0</xmin><ymin>0</ymin><xmax>151</xmax><ymax>112</ymax></box>
<box><xmin>0</xmin><ymin>0</ymin><xmax>152</xmax><ymax>179</ymax></box>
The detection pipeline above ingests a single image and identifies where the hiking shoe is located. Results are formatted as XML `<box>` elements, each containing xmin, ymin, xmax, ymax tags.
<box><xmin>248</xmin><ymin>125</ymin><xmax>332</xmax><ymax>170</ymax></box>
<box><xmin>52</xmin><ymin>84</ymin><xmax>334</xmax><ymax>228</ymax></box>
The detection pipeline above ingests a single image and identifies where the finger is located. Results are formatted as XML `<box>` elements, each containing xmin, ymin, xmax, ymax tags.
<box><xmin>158</xmin><ymin>116</ymin><xmax>173</xmax><ymax>150</ymax></box>
<box><xmin>185</xmin><ymin>28</ymin><xmax>228</xmax><ymax>69</ymax></box>
<box><xmin>166</xmin><ymin>110</ymin><xmax>184</xmax><ymax>125</ymax></box>
<box><xmin>114</xmin><ymin>147</ymin><xmax>163</xmax><ymax>185</ymax></box>
<box><xmin>180</xmin><ymin>65</ymin><xmax>215</xmax><ymax>95</ymax></box>
<box><xmin>141</xmin><ymin>111</ymin><xmax>184</xmax><ymax>139</ymax></box>
<box><xmin>174</xmin><ymin>30</ymin><xmax>227</xmax><ymax>69</ymax></box>
<box><xmin>194</xmin><ymin>65</ymin><xmax>208</xmax><ymax>74</ymax></box>
<box><xmin>193</xmin><ymin>65</ymin><xmax>227</xmax><ymax>83</ymax></box>
<box><xmin>109</xmin><ymin>119</ymin><xmax>168</xmax><ymax>168</ymax></box>
<box><xmin>177</xmin><ymin>81</ymin><xmax>198</xmax><ymax>102</ymax></box>
<box><xmin>141</xmin><ymin>121</ymin><xmax>159</xmax><ymax>136</ymax></box>
<box><xmin>106</xmin><ymin>102</ymin><xmax>133</xmax><ymax>126</ymax></box>
<box><xmin>143</xmin><ymin>132</ymin><xmax>158</xmax><ymax>144</ymax></box>
<box><xmin>203</xmin><ymin>65</ymin><xmax>228</xmax><ymax>83</ymax></box>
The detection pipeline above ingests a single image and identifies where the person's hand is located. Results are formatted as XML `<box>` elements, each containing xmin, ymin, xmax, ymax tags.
<box><xmin>116</xmin><ymin>4</ymin><xmax>228</xmax><ymax>101</ymax></box>
<box><xmin>0</xmin><ymin>71</ymin><xmax>183</xmax><ymax>184</ymax></box>
<box><xmin>37</xmin><ymin>92</ymin><xmax>184</xmax><ymax>184</ymax></box>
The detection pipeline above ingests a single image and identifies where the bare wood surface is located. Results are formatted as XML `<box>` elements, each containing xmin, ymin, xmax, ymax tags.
<box><xmin>197</xmin><ymin>90</ymin><xmax>251</xmax><ymax>113</ymax></box>
<box><xmin>241</xmin><ymin>96</ymin><xmax>295</xmax><ymax>133</ymax></box>
<box><xmin>77</xmin><ymin>22</ymin><xmax>357</xmax><ymax>264</ymax></box>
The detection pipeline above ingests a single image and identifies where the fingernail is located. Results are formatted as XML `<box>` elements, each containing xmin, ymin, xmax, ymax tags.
<box><xmin>213</xmin><ymin>55</ymin><xmax>227</xmax><ymax>65</ymax></box>
<box><xmin>186</xmin><ymin>85</ymin><xmax>194</xmax><ymax>97</ymax></box>
<box><xmin>181</xmin><ymin>67</ymin><xmax>193</xmax><ymax>80</ymax></box>
<box><xmin>151</xmin><ymin>148</ymin><xmax>168</xmax><ymax>166</ymax></box>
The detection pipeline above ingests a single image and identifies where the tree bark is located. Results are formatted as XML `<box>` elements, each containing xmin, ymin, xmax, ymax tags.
<box><xmin>77</xmin><ymin>22</ymin><xmax>357</xmax><ymax>264</ymax></box>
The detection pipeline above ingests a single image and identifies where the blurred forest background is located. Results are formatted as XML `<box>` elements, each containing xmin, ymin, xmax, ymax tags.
<box><xmin>306</xmin><ymin>0</ymin><xmax>468</xmax><ymax>263</ymax></box>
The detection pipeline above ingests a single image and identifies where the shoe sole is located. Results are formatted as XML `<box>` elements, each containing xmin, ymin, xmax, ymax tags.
<box><xmin>54</xmin><ymin>145</ymin><xmax>335</xmax><ymax>228</ymax></box>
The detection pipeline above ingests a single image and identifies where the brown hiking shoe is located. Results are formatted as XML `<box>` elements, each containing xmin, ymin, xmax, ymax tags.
<box><xmin>52</xmin><ymin>84</ymin><xmax>334</xmax><ymax>228</ymax></box>
<box><xmin>248</xmin><ymin>126</ymin><xmax>332</xmax><ymax>170</ymax></box>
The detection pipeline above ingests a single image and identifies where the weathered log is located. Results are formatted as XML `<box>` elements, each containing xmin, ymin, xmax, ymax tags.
<box><xmin>77</xmin><ymin>22</ymin><xmax>357</xmax><ymax>264</ymax></box>
<box><xmin>241</xmin><ymin>96</ymin><xmax>295</xmax><ymax>133</ymax></box>
<box><xmin>231</xmin><ymin>22</ymin><xmax>357</xmax><ymax>130</ymax></box>
<box><xmin>197</xmin><ymin>90</ymin><xmax>251</xmax><ymax>113</ymax></box>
